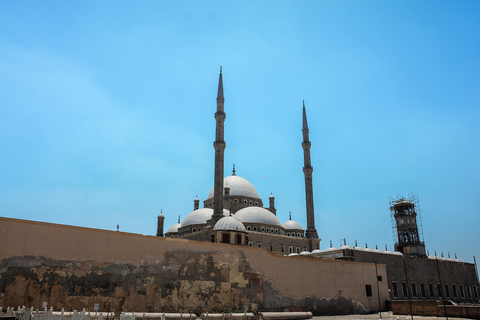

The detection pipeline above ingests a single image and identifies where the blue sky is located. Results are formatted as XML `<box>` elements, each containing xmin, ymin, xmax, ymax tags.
<box><xmin>1</xmin><ymin>1</ymin><xmax>479</xmax><ymax>263</ymax></box>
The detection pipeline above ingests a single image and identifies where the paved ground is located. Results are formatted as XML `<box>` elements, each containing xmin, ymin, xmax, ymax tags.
<box><xmin>313</xmin><ymin>312</ymin><xmax>474</xmax><ymax>320</ymax></box>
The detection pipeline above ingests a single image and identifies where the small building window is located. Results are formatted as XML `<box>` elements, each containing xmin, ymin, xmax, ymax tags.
<box><xmin>460</xmin><ymin>284</ymin><xmax>464</xmax><ymax>298</ymax></box>
<box><xmin>296</xmin><ymin>247</ymin><xmax>300</xmax><ymax>254</ymax></box>
<box><xmin>287</xmin><ymin>232</ymin><xmax>290</xmax><ymax>236</ymax></box>
<box><xmin>402</xmin><ymin>282</ymin><xmax>408</xmax><ymax>298</ymax></box>
<box><xmin>289</xmin><ymin>246</ymin><xmax>293</xmax><ymax>254</ymax></box>
<box><xmin>247</xmin><ymin>226</ymin><xmax>251</xmax><ymax>231</ymax></box>
<box><xmin>253</xmin><ymin>227</ymin><xmax>257</xmax><ymax>231</ymax></box>
<box><xmin>269</xmin><ymin>244</ymin><xmax>274</xmax><ymax>251</ymax></box>
<box><xmin>244</xmin><ymin>200</ymin><xmax>248</xmax><ymax>204</ymax></box>
<box><xmin>429</xmin><ymin>283</ymin><xmax>434</xmax><ymax>298</ymax></box>
<box><xmin>249</xmin><ymin>201</ymin><xmax>253</xmax><ymax>205</ymax></box>
<box><xmin>257</xmin><ymin>242</ymin><xmax>262</xmax><ymax>248</ymax></box>
<box><xmin>392</xmin><ymin>282</ymin><xmax>398</xmax><ymax>298</ymax></box>
<box><xmin>365</xmin><ymin>284</ymin><xmax>372</xmax><ymax>297</ymax></box>
<box><xmin>437</xmin><ymin>283</ymin><xmax>443</xmax><ymax>298</ymax></box>
<box><xmin>261</xmin><ymin>227</ymin><xmax>265</xmax><ymax>232</ymax></box>
<box><xmin>270</xmin><ymin>228</ymin><xmax>274</xmax><ymax>233</ymax></box>
<box><xmin>281</xmin><ymin>245</ymin><xmax>285</xmax><ymax>253</ymax></box>
<box><xmin>254</xmin><ymin>202</ymin><xmax>258</xmax><ymax>206</ymax></box>
<box><xmin>192</xmin><ymin>228</ymin><xmax>196</xmax><ymax>232</ymax></box>
<box><xmin>445</xmin><ymin>284</ymin><xmax>450</xmax><ymax>298</ymax></box>
<box><xmin>411</xmin><ymin>283</ymin><xmax>417</xmax><ymax>298</ymax></box>
<box><xmin>452</xmin><ymin>284</ymin><xmax>457</xmax><ymax>298</ymax></box>
<box><xmin>234</xmin><ymin>199</ymin><xmax>238</xmax><ymax>203</ymax></box>
<box><xmin>275</xmin><ymin>229</ymin><xmax>279</xmax><ymax>234</ymax></box>
<box><xmin>248</xmin><ymin>241</ymin><xmax>253</xmax><ymax>246</ymax></box>
<box><xmin>377</xmin><ymin>276</ymin><xmax>383</xmax><ymax>282</ymax></box>
<box><xmin>420</xmin><ymin>283</ymin><xmax>426</xmax><ymax>298</ymax></box>
<box><xmin>297</xmin><ymin>233</ymin><xmax>301</xmax><ymax>237</ymax></box>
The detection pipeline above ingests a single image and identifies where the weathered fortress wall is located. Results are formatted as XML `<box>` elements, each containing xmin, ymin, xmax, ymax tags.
<box><xmin>0</xmin><ymin>217</ymin><xmax>388</xmax><ymax>315</ymax></box>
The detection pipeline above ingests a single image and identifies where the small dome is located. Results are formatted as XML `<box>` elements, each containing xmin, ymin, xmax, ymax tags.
<box><xmin>354</xmin><ymin>247</ymin><xmax>364</xmax><ymax>251</ymax></box>
<box><xmin>234</xmin><ymin>207</ymin><xmax>282</xmax><ymax>226</ymax></box>
<box><xmin>288</xmin><ymin>253</ymin><xmax>299</xmax><ymax>256</ymax></box>
<box><xmin>207</xmin><ymin>175</ymin><xmax>260</xmax><ymax>199</ymax></box>
<box><xmin>282</xmin><ymin>219</ymin><xmax>303</xmax><ymax>230</ymax></box>
<box><xmin>158</xmin><ymin>213</ymin><xmax>165</xmax><ymax>218</ymax></box>
<box><xmin>214</xmin><ymin>216</ymin><xmax>247</xmax><ymax>232</ymax></box>
<box><xmin>269</xmin><ymin>194</ymin><xmax>274</xmax><ymax>198</ymax></box>
<box><xmin>374</xmin><ymin>248</ymin><xmax>384</xmax><ymax>253</ymax></box>
<box><xmin>182</xmin><ymin>208</ymin><xmax>229</xmax><ymax>227</ymax></box>
<box><xmin>166</xmin><ymin>223</ymin><xmax>181</xmax><ymax>234</ymax></box>
<box><xmin>340</xmin><ymin>245</ymin><xmax>353</xmax><ymax>250</ymax></box>
<box><xmin>300</xmin><ymin>251</ymin><xmax>311</xmax><ymax>255</ymax></box>
<box><xmin>311</xmin><ymin>249</ymin><xmax>323</xmax><ymax>254</ymax></box>
<box><xmin>364</xmin><ymin>247</ymin><xmax>374</xmax><ymax>252</ymax></box>
<box><xmin>324</xmin><ymin>247</ymin><xmax>337</xmax><ymax>252</ymax></box>
<box><xmin>392</xmin><ymin>251</ymin><xmax>403</xmax><ymax>255</ymax></box>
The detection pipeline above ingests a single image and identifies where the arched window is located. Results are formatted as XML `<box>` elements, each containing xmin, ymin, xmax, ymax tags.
<box><xmin>234</xmin><ymin>199</ymin><xmax>238</xmax><ymax>203</ymax></box>
<box><xmin>261</xmin><ymin>227</ymin><xmax>265</xmax><ymax>232</ymax></box>
<box><xmin>248</xmin><ymin>241</ymin><xmax>253</xmax><ymax>246</ymax></box>
<box><xmin>296</xmin><ymin>247</ymin><xmax>300</xmax><ymax>254</ymax></box>
<box><xmin>281</xmin><ymin>246</ymin><xmax>285</xmax><ymax>253</ymax></box>
<box><xmin>257</xmin><ymin>242</ymin><xmax>262</xmax><ymax>248</ymax></box>
<box><xmin>289</xmin><ymin>246</ymin><xmax>293</xmax><ymax>254</ymax></box>
<box><xmin>253</xmin><ymin>227</ymin><xmax>257</xmax><ymax>231</ymax></box>
<box><xmin>249</xmin><ymin>201</ymin><xmax>253</xmax><ymax>205</ymax></box>
<box><xmin>247</xmin><ymin>226</ymin><xmax>251</xmax><ymax>231</ymax></box>
<box><xmin>244</xmin><ymin>200</ymin><xmax>248</xmax><ymax>204</ymax></box>
<box><xmin>269</xmin><ymin>244</ymin><xmax>274</xmax><ymax>252</ymax></box>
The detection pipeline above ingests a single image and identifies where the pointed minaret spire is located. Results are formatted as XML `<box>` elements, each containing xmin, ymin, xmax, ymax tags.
<box><xmin>302</xmin><ymin>101</ymin><xmax>318</xmax><ymax>244</ymax></box>
<box><xmin>210</xmin><ymin>67</ymin><xmax>226</xmax><ymax>225</ymax></box>
<box><xmin>217</xmin><ymin>66</ymin><xmax>224</xmax><ymax>100</ymax></box>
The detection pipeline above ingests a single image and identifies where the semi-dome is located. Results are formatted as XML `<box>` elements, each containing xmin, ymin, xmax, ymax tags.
<box><xmin>182</xmin><ymin>208</ymin><xmax>229</xmax><ymax>227</ymax></box>
<box><xmin>166</xmin><ymin>223</ymin><xmax>181</xmax><ymax>234</ymax></box>
<box><xmin>234</xmin><ymin>207</ymin><xmax>282</xmax><ymax>226</ymax></box>
<box><xmin>207</xmin><ymin>175</ymin><xmax>260</xmax><ymax>199</ymax></box>
<box><xmin>213</xmin><ymin>216</ymin><xmax>247</xmax><ymax>232</ymax></box>
<box><xmin>282</xmin><ymin>219</ymin><xmax>303</xmax><ymax>230</ymax></box>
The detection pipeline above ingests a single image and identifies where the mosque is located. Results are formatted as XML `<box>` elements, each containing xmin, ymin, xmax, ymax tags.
<box><xmin>157</xmin><ymin>67</ymin><xmax>320</xmax><ymax>254</ymax></box>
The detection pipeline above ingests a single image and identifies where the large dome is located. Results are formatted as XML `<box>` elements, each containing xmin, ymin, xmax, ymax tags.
<box><xmin>182</xmin><ymin>208</ymin><xmax>230</xmax><ymax>227</ymax></box>
<box><xmin>282</xmin><ymin>219</ymin><xmax>303</xmax><ymax>230</ymax></box>
<box><xmin>234</xmin><ymin>207</ymin><xmax>281</xmax><ymax>226</ymax></box>
<box><xmin>213</xmin><ymin>216</ymin><xmax>246</xmax><ymax>232</ymax></box>
<box><xmin>207</xmin><ymin>175</ymin><xmax>260</xmax><ymax>199</ymax></box>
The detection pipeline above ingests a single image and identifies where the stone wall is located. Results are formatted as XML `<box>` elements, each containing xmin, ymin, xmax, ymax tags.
<box><xmin>0</xmin><ymin>217</ymin><xmax>387</xmax><ymax>315</ymax></box>
<box><xmin>387</xmin><ymin>300</ymin><xmax>480</xmax><ymax>319</ymax></box>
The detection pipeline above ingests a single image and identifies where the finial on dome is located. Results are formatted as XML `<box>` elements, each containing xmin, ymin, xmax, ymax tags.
<box><xmin>435</xmin><ymin>250</ymin><xmax>437</xmax><ymax>257</ymax></box>
<box><xmin>161</xmin><ymin>209</ymin><xmax>162</xmax><ymax>214</ymax></box>
<box><xmin>178</xmin><ymin>215</ymin><xmax>180</xmax><ymax>223</ymax></box>
<box><xmin>232</xmin><ymin>164</ymin><xmax>236</xmax><ymax>176</ymax></box>
<box><xmin>385</xmin><ymin>244</ymin><xmax>388</xmax><ymax>251</ymax></box>
<box><xmin>289</xmin><ymin>211</ymin><xmax>292</xmax><ymax>220</ymax></box>
<box><xmin>365</xmin><ymin>243</ymin><xmax>368</xmax><ymax>248</ymax></box>
<box><xmin>229</xmin><ymin>208</ymin><xmax>232</xmax><ymax>216</ymax></box>
<box><xmin>220</xmin><ymin>66</ymin><xmax>222</xmax><ymax>74</ymax></box>
<box><xmin>455</xmin><ymin>253</ymin><xmax>457</xmax><ymax>259</ymax></box>
<box><xmin>344</xmin><ymin>239</ymin><xmax>347</xmax><ymax>246</ymax></box>
<box><xmin>375</xmin><ymin>244</ymin><xmax>378</xmax><ymax>249</ymax></box>
<box><xmin>330</xmin><ymin>240</ymin><xmax>332</xmax><ymax>248</ymax></box>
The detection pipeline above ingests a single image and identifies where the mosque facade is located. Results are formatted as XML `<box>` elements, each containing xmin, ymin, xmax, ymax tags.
<box><xmin>158</xmin><ymin>68</ymin><xmax>321</xmax><ymax>254</ymax></box>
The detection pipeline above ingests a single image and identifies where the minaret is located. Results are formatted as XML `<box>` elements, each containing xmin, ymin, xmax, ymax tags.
<box><xmin>302</xmin><ymin>101</ymin><xmax>318</xmax><ymax>240</ymax></box>
<box><xmin>156</xmin><ymin>210</ymin><xmax>165</xmax><ymax>237</ymax></box>
<box><xmin>210</xmin><ymin>67</ymin><xmax>226</xmax><ymax>225</ymax></box>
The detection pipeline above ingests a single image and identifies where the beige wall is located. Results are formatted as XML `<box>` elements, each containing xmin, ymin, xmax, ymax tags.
<box><xmin>0</xmin><ymin>217</ymin><xmax>388</xmax><ymax>315</ymax></box>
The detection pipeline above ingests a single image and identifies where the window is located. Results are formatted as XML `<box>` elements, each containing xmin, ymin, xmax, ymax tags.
<box><xmin>392</xmin><ymin>282</ymin><xmax>398</xmax><ymax>298</ymax></box>
<box><xmin>275</xmin><ymin>229</ymin><xmax>279</xmax><ymax>234</ymax></box>
<box><xmin>289</xmin><ymin>246</ymin><xmax>293</xmax><ymax>254</ymax></box>
<box><xmin>467</xmin><ymin>286</ymin><xmax>472</xmax><ymax>298</ymax></box>
<box><xmin>254</xmin><ymin>202</ymin><xmax>258</xmax><ymax>206</ymax></box>
<box><xmin>247</xmin><ymin>226</ymin><xmax>251</xmax><ymax>231</ymax></box>
<box><xmin>192</xmin><ymin>228</ymin><xmax>196</xmax><ymax>232</ymax></box>
<box><xmin>445</xmin><ymin>284</ymin><xmax>450</xmax><ymax>298</ymax></box>
<box><xmin>211</xmin><ymin>234</ymin><xmax>215</xmax><ymax>242</ymax></box>
<box><xmin>365</xmin><ymin>285</ymin><xmax>372</xmax><ymax>297</ymax></box>
<box><xmin>296</xmin><ymin>247</ymin><xmax>300</xmax><ymax>254</ymax></box>
<box><xmin>402</xmin><ymin>282</ymin><xmax>408</xmax><ymax>298</ymax></box>
<box><xmin>287</xmin><ymin>232</ymin><xmax>290</xmax><ymax>236</ymax></box>
<box><xmin>244</xmin><ymin>200</ymin><xmax>248</xmax><ymax>204</ymax></box>
<box><xmin>437</xmin><ymin>284</ymin><xmax>443</xmax><ymax>298</ymax></box>
<box><xmin>269</xmin><ymin>244</ymin><xmax>274</xmax><ymax>251</ymax></box>
<box><xmin>248</xmin><ymin>241</ymin><xmax>253</xmax><ymax>246</ymax></box>
<box><xmin>249</xmin><ymin>201</ymin><xmax>253</xmax><ymax>205</ymax></box>
<box><xmin>429</xmin><ymin>283</ymin><xmax>434</xmax><ymax>298</ymax></box>
<box><xmin>222</xmin><ymin>233</ymin><xmax>230</xmax><ymax>244</ymax></box>
<box><xmin>452</xmin><ymin>284</ymin><xmax>457</xmax><ymax>298</ymax></box>
<box><xmin>460</xmin><ymin>284</ymin><xmax>464</xmax><ymax>298</ymax></box>
<box><xmin>411</xmin><ymin>283</ymin><xmax>417</xmax><ymax>298</ymax></box>
<box><xmin>270</xmin><ymin>228</ymin><xmax>274</xmax><ymax>233</ymax></box>
<box><xmin>377</xmin><ymin>276</ymin><xmax>383</xmax><ymax>282</ymax></box>
<box><xmin>234</xmin><ymin>199</ymin><xmax>238</xmax><ymax>203</ymax></box>
<box><xmin>257</xmin><ymin>242</ymin><xmax>262</xmax><ymax>248</ymax></box>
<box><xmin>253</xmin><ymin>227</ymin><xmax>257</xmax><ymax>231</ymax></box>
<box><xmin>261</xmin><ymin>227</ymin><xmax>265</xmax><ymax>232</ymax></box>
<box><xmin>281</xmin><ymin>245</ymin><xmax>285</xmax><ymax>253</ymax></box>
<box><xmin>297</xmin><ymin>233</ymin><xmax>301</xmax><ymax>237</ymax></box>
<box><xmin>236</xmin><ymin>234</ymin><xmax>242</xmax><ymax>245</ymax></box>
<box><xmin>420</xmin><ymin>283</ymin><xmax>426</xmax><ymax>298</ymax></box>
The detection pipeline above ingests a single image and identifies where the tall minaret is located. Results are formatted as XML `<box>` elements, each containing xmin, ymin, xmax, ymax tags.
<box><xmin>302</xmin><ymin>101</ymin><xmax>319</xmax><ymax>241</ymax></box>
<box><xmin>210</xmin><ymin>67</ymin><xmax>226</xmax><ymax>225</ymax></box>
